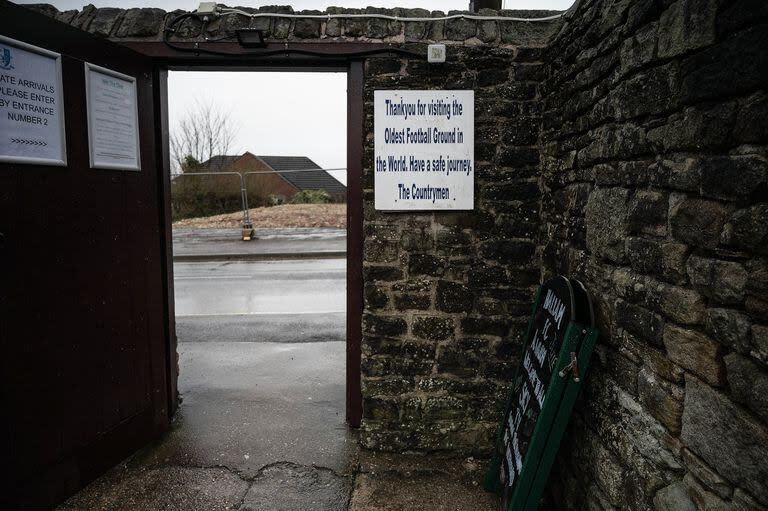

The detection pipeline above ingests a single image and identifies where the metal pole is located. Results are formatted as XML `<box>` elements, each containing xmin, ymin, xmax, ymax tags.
<box><xmin>170</xmin><ymin>171</ymin><xmax>254</xmax><ymax>240</ymax></box>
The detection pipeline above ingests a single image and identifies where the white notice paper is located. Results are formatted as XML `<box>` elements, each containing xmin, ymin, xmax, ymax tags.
<box><xmin>374</xmin><ymin>90</ymin><xmax>474</xmax><ymax>210</ymax></box>
<box><xmin>85</xmin><ymin>62</ymin><xmax>140</xmax><ymax>171</ymax></box>
<box><xmin>0</xmin><ymin>35</ymin><xmax>66</xmax><ymax>166</ymax></box>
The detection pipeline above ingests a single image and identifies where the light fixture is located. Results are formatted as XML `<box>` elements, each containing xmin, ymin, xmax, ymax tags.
<box><xmin>236</xmin><ymin>29</ymin><xmax>267</xmax><ymax>48</ymax></box>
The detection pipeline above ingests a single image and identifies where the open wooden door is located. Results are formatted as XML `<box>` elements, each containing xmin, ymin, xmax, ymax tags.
<box><xmin>0</xmin><ymin>2</ymin><xmax>174</xmax><ymax>509</ymax></box>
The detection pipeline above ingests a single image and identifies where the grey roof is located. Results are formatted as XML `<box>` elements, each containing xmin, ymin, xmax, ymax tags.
<box><xmin>198</xmin><ymin>155</ymin><xmax>240</xmax><ymax>172</ymax></box>
<box><xmin>257</xmin><ymin>156</ymin><xmax>346</xmax><ymax>195</ymax></box>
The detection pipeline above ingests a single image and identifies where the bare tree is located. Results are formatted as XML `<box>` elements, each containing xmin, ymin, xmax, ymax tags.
<box><xmin>170</xmin><ymin>101</ymin><xmax>238</xmax><ymax>172</ymax></box>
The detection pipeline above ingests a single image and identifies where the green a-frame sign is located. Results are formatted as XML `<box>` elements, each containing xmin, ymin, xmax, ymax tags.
<box><xmin>485</xmin><ymin>276</ymin><xmax>599</xmax><ymax>510</ymax></box>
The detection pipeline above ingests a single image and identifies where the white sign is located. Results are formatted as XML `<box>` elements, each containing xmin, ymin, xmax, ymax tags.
<box><xmin>0</xmin><ymin>35</ymin><xmax>66</xmax><ymax>166</ymax></box>
<box><xmin>85</xmin><ymin>62</ymin><xmax>140</xmax><ymax>171</ymax></box>
<box><xmin>374</xmin><ymin>90</ymin><xmax>474</xmax><ymax>210</ymax></box>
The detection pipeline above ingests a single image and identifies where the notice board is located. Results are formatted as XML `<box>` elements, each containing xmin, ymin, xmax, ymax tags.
<box><xmin>0</xmin><ymin>35</ymin><xmax>66</xmax><ymax>165</ymax></box>
<box><xmin>486</xmin><ymin>276</ymin><xmax>598</xmax><ymax>511</ymax></box>
<box><xmin>374</xmin><ymin>90</ymin><xmax>474</xmax><ymax>210</ymax></box>
<box><xmin>85</xmin><ymin>62</ymin><xmax>140</xmax><ymax>170</ymax></box>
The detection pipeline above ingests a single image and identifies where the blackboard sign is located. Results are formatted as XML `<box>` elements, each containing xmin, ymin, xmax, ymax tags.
<box><xmin>486</xmin><ymin>276</ymin><xmax>598</xmax><ymax>511</ymax></box>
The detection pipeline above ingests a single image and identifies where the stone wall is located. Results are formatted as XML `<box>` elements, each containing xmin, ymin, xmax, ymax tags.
<box><xmin>359</xmin><ymin>46</ymin><xmax>547</xmax><ymax>453</ymax></box>
<box><xmin>539</xmin><ymin>0</ymin><xmax>768</xmax><ymax>509</ymax></box>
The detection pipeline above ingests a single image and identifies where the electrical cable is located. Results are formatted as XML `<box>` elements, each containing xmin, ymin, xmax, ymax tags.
<box><xmin>163</xmin><ymin>3</ymin><xmax>566</xmax><ymax>59</ymax></box>
<box><xmin>217</xmin><ymin>7</ymin><xmax>565</xmax><ymax>23</ymax></box>
<box><xmin>164</xmin><ymin>12</ymin><xmax>422</xmax><ymax>58</ymax></box>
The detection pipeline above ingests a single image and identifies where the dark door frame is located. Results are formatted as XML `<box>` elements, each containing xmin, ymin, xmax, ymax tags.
<box><xmin>131</xmin><ymin>42</ymin><xmax>366</xmax><ymax>427</ymax></box>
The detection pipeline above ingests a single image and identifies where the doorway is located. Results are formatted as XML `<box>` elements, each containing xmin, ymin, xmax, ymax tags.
<box><xmin>164</xmin><ymin>70</ymin><xmax>353</xmax><ymax>475</ymax></box>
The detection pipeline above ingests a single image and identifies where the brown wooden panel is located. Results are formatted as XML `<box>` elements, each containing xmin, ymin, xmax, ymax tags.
<box><xmin>346</xmin><ymin>60</ymin><xmax>364</xmax><ymax>427</ymax></box>
<box><xmin>0</xmin><ymin>2</ymin><xmax>172</xmax><ymax>509</ymax></box>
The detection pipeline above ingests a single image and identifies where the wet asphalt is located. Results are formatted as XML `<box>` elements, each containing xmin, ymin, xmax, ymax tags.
<box><xmin>56</xmin><ymin>252</ymin><xmax>497</xmax><ymax>510</ymax></box>
<box><xmin>58</xmin><ymin>256</ymin><xmax>355</xmax><ymax>510</ymax></box>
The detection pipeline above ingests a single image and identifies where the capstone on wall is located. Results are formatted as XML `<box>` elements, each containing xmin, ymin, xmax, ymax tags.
<box><xmin>26</xmin><ymin>1</ymin><xmax>768</xmax><ymax>509</ymax></box>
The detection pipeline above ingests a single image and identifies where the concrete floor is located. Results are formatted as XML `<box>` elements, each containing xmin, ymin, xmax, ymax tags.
<box><xmin>56</xmin><ymin>256</ymin><xmax>498</xmax><ymax>510</ymax></box>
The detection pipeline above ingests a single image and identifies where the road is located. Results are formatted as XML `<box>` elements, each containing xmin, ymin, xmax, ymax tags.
<box><xmin>174</xmin><ymin>258</ymin><xmax>346</xmax><ymax>343</ymax></box>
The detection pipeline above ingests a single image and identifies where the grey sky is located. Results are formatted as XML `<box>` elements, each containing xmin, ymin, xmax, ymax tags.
<box><xmin>19</xmin><ymin>0</ymin><xmax>574</xmax><ymax>185</ymax></box>
<box><xmin>168</xmin><ymin>71</ymin><xmax>349</xmax><ymax>184</ymax></box>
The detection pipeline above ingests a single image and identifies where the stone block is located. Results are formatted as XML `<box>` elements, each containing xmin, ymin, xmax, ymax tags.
<box><xmin>637</xmin><ymin>366</ymin><xmax>684</xmax><ymax>434</ymax></box>
<box><xmin>704</xmin><ymin>308</ymin><xmax>753</xmax><ymax>354</ymax></box>
<box><xmin>479</xmin><ymin>239</ymin><xmax>536</xmax><ymax>265</ymax></box>
<box><xmin>657</xmin><ymin>0</ymin><xmax>716</xmax><ymax>58</ymax></box>
<box><xmin>460</xmin><ymin>317</ymin><xmax>509</xmax><ymax>337</ymax></box>
<box><xmin>658</xmin><ymin>242</ymin><xmax>690</xmax><ymax>285</ymax></box>
<box><xmin>687</xmin><ymin>256</ymin><xmax>747</xmax><ymax>305</ymax></box>
<box><xmin>88</xmin><ymin>8</ymin><xmax>123</xmax><ymax>37</ymax></box>
<box><xmin>681</xmin><ymin>378</ymin><xmax>768</xmax><ymax>505</ymax></box>
<box><xmin>663</xmin><ymin>325</ymin><xmax>725</xmax><ymax>386</ymax></box>
<box><xmin>669</xmin><ymin>196</ymin><xmax>729</xmax><ymax>250</ymax></box>
<box><xmin>467</xmin><ymin>264</ymin><xmax>510</xmax><ymax>289</ymax></box>
<box><xmin>363</xmin><ymin>396</ymin><xmax>399</xmax><ymax>420</ymax></box>
<box><xmin>71</xmin><ymin>4</ymin><xmax>96</xmax><ymax>30</ymax></box>
<box><xmin>272</xmin><ymin>18</ymin><xmax>291</xmax><ymax>39</ymax></box>
<box><xmin>444</xmin><ymin>12</ymin><xmax>476</xmax><ymax>41</ymax></box>
<box><xmin>393</xmin><ymin>292</ymin><xmax>430</xmax><ymax>311</ymax></box>
<box><xmin>647</xmin><ymin>102</ymin><xmax>737</xmax><ymax>152</ymax></box>
<box><xmin>412</xmin><ymin>316</ymin><xmax>454</xmax><ymax>341</ymax></box>
<box><xmin>619</xmin><ymin>22</ymin><xmax>658</xmax><ymax>76</ymax></box>
<box><xmin>363</xmin><ymin>314</ymin><xmax>407</xmax><ymax>337</ymax></box>
<box><xmin>653</xmin><ymin>481</ymin><xmax>697</xmax><ymax>511</ymax></box>
<box><xmin>292</xmin><ymin>16</ymin><xmax>321</xmax><ymax>38</ymax></box>
<box><xmin>752</xmin><ymin>325</ymin><xmax>768</xmax><ymax>365</ymax></box>
<box><xmin>408</xmin><ymin>254</ymin><xmax>446</xmax><ymax>277</ymax></box>
<box><xmin>681</xmin><ymin>448</ymin><xmax>733</xmax><ymax>499</ymax></box>
<box><xmin>734</xmin><ymin>92</ymin><xmax>768</xmax><ymax>145</ymax></box>
<box><xmin>648</xmin><ymin>281</ymin><xmax>706</xmax><ymax>326</ymax></box>
<box><xmin>476</xmin><ymin>68</ymin><xmax>508</xmax><ymax>87</ymax></box>
<box><xmin>611</xmin><ymin>62</ymin><xmax>680</xmax><ymax>120</ymax></box>
<box><xmin>364</xmin><ymin>238</ymin><xmax>398</xmax><ymax>263</ymax></box>
<box><xmin>726</xmin><ymin>204</ymin><xmax>768</xmax><ymax>256</ymax></box>
<box><xmin>325</xmin><ymin>18</ymin><xmax>341</xmax><ymax>37</ymax></box>
<box><xmin>435</xmin><ymin>345</ymin><xmax>481</xmax><ymax>378</ymax></box>
<box><xmin>615</xmin><ymin>299</ymin><xmax>665</xmax><ymax>348</ymax></box>
<box><xmin>115</xmin><ymin>8</ymin><xmax>165</xmax><ymax>38</ymax></box>
<box><xmin>627</xmin><ymin>237</ymin><xmax>662</xmax><ymax>275</ymax></box>
<box><xmin>628</xmin><ymin>190</ymin><xmax>668</xmax><ymax>236</ymax></box>
<box><xmin>700</xmin><ymin>155</ymin><xmax>768</xmax><ymax>201</ymax></box>
<box><xmin>630</xmin><ymin>336</ymin><xmax>686</xmax><ymax>383</ymax></box>
<box><xmin>680</xmin><ymin>24</ymin><xmax>768</xmax><ymax>104</ymax></box>
<box><xmin>579</xmin><ymin>123</ymin><xmax>649</xmax><ymax>165</ymax></box>
<box><xmin>435</xmin><ymin>280</ymin><xmax>473</xmax><ymax>314</ymax></box>
<box><xmin>364</xmin><ymin>283</ymin><xmax>389</xmax><ymax>309</ymax></box>
<box><xmin>683</xmin><ymin>473</ymin><xmax>733</xmax><ymax>511</ymax></box>
<box><xmin>725</xmin><ymin>353</ymin><xmax>768</xmax><ymax>424</ymax></box>
<box><xmin>23</xmin><ymin>3</ymin><xmax>59</xmax><ymax>18</ymax></box>
<box><xmin>364</xmin><ymin>265</ymin><xmax>404</xmax><ymax>282</ymax></box>
<box><xmin>423</xmin><ymin>395</ymin><xmax>469</xmax><ymax>420</ymax></box>
<box><xmin>586</xmin><ymin>187</ymin><xmax>630</xmax><ymax>263</ymax></box>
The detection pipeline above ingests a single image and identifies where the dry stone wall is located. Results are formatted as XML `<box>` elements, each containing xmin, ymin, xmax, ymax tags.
<box><xmin>539</xmin><ymin>0</ymin><xmax>768</xmax><ymax>509</ymax></box>
<box><xmin>25</xmin><ymin>1</ymin><xmax>768</xmax><ymax>509</ymax></box>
